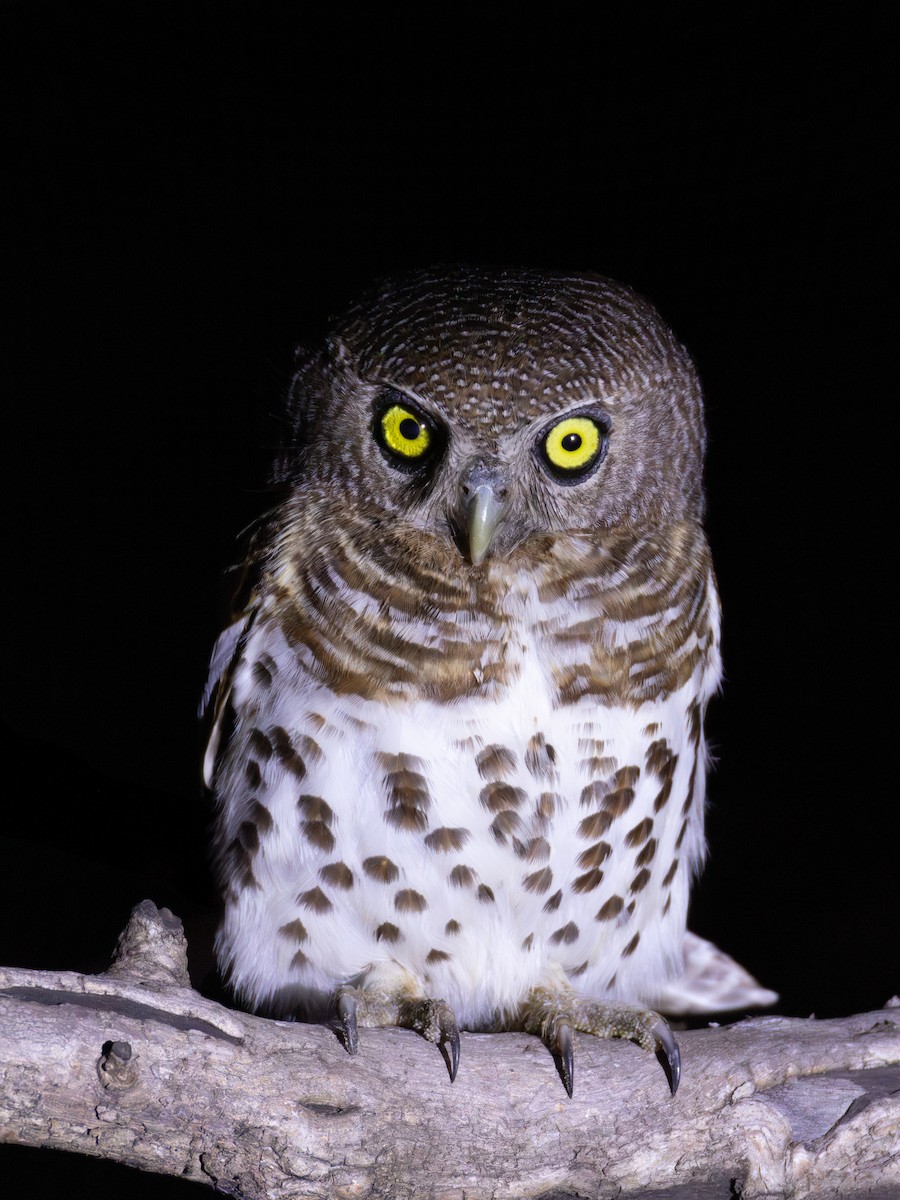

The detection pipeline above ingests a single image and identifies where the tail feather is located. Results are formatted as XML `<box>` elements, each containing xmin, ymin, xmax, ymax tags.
<box><xmin>650</xmin><ymin>931</ymin><xmax>778</xmax><ymax>1015</ymax></box>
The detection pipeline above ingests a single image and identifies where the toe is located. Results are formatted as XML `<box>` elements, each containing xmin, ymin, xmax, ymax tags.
<box><xmin>400</xmin><ymin>997</ymin><xmax>461</xmax><ymax>1083</ymax></box>
<box><xmin>520</xmin><ymin>986</ymin><xmax>681</xmax><ymax>1097</ymax></box>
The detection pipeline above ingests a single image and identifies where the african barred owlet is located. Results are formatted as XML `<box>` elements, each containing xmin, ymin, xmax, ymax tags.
<box><xmin>204</xmin><ymin>267</ymin><xmax>774</xmax><ymax>1096</ymax></box>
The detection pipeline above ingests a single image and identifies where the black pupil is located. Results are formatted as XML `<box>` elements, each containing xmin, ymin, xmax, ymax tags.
<box><xmin>561</xmin><ymin>432</ymin><xmax>582</xmax><ymax>452</ymax></box>
<box><xmin>399</xmin><ymin>417</ymin><xmax>420</xmax><ymax>440</ymax></box>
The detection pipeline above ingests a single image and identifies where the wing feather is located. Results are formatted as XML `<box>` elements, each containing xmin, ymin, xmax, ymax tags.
<box><xmin>201</xmin><ymin>603</ymin><xmax>258</xmax><ymax>789</ymax></box>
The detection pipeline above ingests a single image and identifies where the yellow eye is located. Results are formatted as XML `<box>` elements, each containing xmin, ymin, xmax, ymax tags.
<box><xmin>379</xmin><ymin>403</ymin><xmax>433</xmax><ymax>460</ymax></box>
<box><xmin>542</xmin><ymin>416</ymin><xmax>604</xmax><ymax>476</ymax></box>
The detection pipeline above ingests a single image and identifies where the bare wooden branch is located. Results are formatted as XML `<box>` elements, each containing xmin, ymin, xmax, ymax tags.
<box><xmin>1</xmin><ymin>901</ymin><xmax>898</xmax><ymax>1199</ymax></box>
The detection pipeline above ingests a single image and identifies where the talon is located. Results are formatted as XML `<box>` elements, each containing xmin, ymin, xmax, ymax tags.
<box><xmin>555</xmin><ymin>1021</ymin><xmax>574</xmax><ymax>1098</ymax></box>
<box><xmin>398</xmin><ymin>997</ymin><xmax>461</xmax><ymax>1081</ymax></box>
<box><xmin>427</xmin><ymin>1002</ymin><xmax>460</xmax><ymax>1082</ymax></box>
<box><xmin>442</xmin><ymin>1017</ymin><xmax>461</xmax><ymax>1083</ymax></box>
<box><xmin>651</xmin><ymin>1017</ymin><xmax>680</xmax><ymax>1095</ymax></box>
<box><xmin>336</xmin><ymin>989</ymin><xmax>358</xmax><ymax>1056</ymax></box>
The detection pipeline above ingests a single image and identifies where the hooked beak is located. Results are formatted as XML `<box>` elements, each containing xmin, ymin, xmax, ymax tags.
<box><xmin>458</xmin><ymin>461</ymin><xmax>511</xmax><ymax>565</ymax></box>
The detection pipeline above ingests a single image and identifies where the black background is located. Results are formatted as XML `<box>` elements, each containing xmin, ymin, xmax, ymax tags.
<box><xmin>1</xmin><ymin>4</ymin><xmax>896</xmax><ymax>1194</ymax></box>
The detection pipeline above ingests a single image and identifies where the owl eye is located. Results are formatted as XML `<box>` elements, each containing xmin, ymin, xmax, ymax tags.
<box><xmin>539</xmin><ymin>415</ymin><xmax>607</xmax><ymax>480</ymax></box>
<box><xmin>375</xmin><ymin>396</ymin><xmax>440</xmax><ymax>470</ymax></box>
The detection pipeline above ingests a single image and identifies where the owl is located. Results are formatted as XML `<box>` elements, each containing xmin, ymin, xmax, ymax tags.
<box><xmin>203</xmin><ymin>267</ymin><xmax>771</xmax><ymax>1097</ymax></box>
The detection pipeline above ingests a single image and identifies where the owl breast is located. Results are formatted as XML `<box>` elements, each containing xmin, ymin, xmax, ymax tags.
<box><xmin>210</xmin><ymin>525</ymin><xmax>721</xmax><ymax>1028</ymax></box>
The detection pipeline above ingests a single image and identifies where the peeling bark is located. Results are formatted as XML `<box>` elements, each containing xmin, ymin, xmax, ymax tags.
<box><xmin>1</xmin><ymin>901</ymin><xmax>898</xmax><ymax>1199</ymax></box>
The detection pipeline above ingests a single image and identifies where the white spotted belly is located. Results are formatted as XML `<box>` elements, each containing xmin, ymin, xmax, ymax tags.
<box><xmin>215</xmin><ymin>647</ymin><xmax>709</xmax><ymax>1027</ymax></box>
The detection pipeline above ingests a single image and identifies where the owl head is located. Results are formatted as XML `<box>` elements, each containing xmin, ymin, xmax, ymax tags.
<box><xmin>278</xmin><ymin>267</ymin><xmax>707</xmax><ymax>565</ymax></box>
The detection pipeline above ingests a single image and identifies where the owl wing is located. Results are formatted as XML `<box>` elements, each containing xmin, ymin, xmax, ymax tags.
<box><xmin>200</xmin><ymin>515</ymin><xmax>277</xmax><ymax>788</ymax></box>
<box><xmin>648</xmin><ymin>931</ymin><xmax>778</xmax><ymax>1016</ymax></box>
<box><xmin>200</xmin><ymin>600</ymin><xmax>259</xmax><ymax>790</ymax></box>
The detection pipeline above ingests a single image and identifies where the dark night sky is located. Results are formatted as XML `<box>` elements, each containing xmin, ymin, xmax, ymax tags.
<box><xmin>1</xmin><ymin>4</ymin><xmax>896</xmax><ymax>1194</ymax></box>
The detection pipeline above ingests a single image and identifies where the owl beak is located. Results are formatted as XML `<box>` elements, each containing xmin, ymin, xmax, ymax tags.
<box><xmin>458</xmin><ymin>461</ymin><xmax>510</xmax><ymax>566</ymax></box>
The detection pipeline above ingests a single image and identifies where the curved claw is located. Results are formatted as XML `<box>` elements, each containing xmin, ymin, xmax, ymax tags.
<box><xmin>441</xmin><ymin>1018</ymin><xmax>461</xmax><ymax>1083</ymax></box>
<box><xmin>651</xmin><ymin>1017</ymin><xmax>681</xmax><ymax>1095</ymax></box>
<box><xmin>336</xmin><ymin>989</ymin><xmax>359</xmax><ymax>1056</ymax></box>
<box><xmin>554</xmin><ymin>1022</ymin><xmax>575</xmax><ymax>1098</ymax></box>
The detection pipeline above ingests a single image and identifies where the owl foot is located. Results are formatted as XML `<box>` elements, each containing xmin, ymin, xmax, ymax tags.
<box><xmin>335</xmin><ymin>984</ymin><xmax>460</xmax><ymax>1082</ymax></box>
<box><xmin>520</xmin><ymin>987</ymin><xmax>680</xmax><ymax>1098</ymax></box>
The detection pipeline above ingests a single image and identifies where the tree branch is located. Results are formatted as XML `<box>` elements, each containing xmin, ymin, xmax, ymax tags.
<box><xmin>1</xmin><ymin>901</ymin><xmax>898</xmax><ymax>1199</ymax></box>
